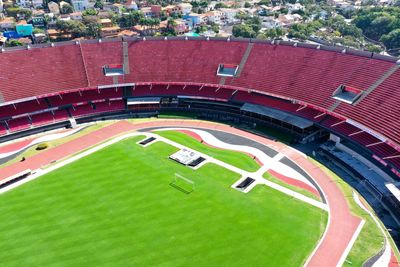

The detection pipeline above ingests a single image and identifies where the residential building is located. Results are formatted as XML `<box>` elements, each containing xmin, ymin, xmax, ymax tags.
<box><xmin>71</xmin><ymin>0</ymin><xmax>89</xmax><ymax>11</ymax></box>
<box><xmin>16</xmin><ymin>20</ymin><xmax>33</xmax><ymax>36</ymax></box>
<box><xmin>100</xmin><ymin>26</ymin><xmax>121</xmax><ymax>38</ymax></box>
<box><xmin>220</xmin><ymin>8</ymin><xmax>238</xmax><ymax>24</ymax></box>
<box><xmin>173</xmin><ymin>19</ymin><xmax>188</xmax><ymax>34</ymax></box>
<box><xmin>118</xmin><ymin>29</ymin><xmax>138</xmax><ymax>37</ymax></box>
<box><xmin>32</xmin><ymin>16</ymin><xmax>45</xmax><ymax>27</ymax></box>
<box><xmin>204</xmin><ymin>10</ymin><xmax>223</xmax><ymax>24</ymax></box>
<box><xmin>0</xmin><ymin>17</ymin><xmax>16</xmax><ymax>30</ymax></box>
<box><xmin>277</xmin><ymin>14</ymin><xmax>302</xmax><ymax>26</ymax></box>
<box><xmin>141</xmin><ymin>7</ymin><xmax>153</xmax><ymax>17</ymax></box>
<box><xmin>48</xmin><ymin>1</ymin><xmax>60</xmax><ymax>14</ymax></box>
<box><xmin>184</xmin><ymin>13</ymin><xmax>201</xmax><ymax>29</ymax></box>
<box><xmin>100</xmin><ymin>18</ymin><xmax>113</xmax><ymax>28</ymax></box>
<box><xmin>178</xmin><ymin>3</ymin><xmax>192</xmax><ymax>15</ymax></box>
<box><xmin>125</xmin><ymin>0</ymin><xmax>138</xmax><ymax>10</ymax></box>
<box><xmin>164</xmin><ymin>5</ymin><xmax>181</xmax><ymax>16</ymax></box>
<box><xmin>18</xmin><ymin>0</ymin><xmax>43</xmax><ymax>8</ymax></box>
<box><xmin>151</xmin><ymin>5</ymin><xmax>162</xmax><ymax>16</ymax></box>
<box><xmin>70</xmin><ymin>12</ymin><xmax>82</xmax><ymax>20</ymax></box>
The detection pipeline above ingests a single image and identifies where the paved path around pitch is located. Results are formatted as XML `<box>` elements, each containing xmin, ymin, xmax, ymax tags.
<box><xmin>0</xmin><ymin>119</ymin><xmax>365</xmax><ymax>267</ymax></box>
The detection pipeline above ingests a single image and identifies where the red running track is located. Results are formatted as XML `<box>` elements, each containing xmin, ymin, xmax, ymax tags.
<box><xmin>0</xmin><ymin>120</ymin><xmax>368</xmax><ymax>266</ymax></box>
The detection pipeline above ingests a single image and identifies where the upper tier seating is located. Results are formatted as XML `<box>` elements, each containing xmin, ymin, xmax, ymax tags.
<box><xmin>335</xmin><ymin>69</ymin><xmax>400</xmax><ymax>144</ymax></box>
<box><xmin>230</xmin><ymin>43</ymin><xmax>393</xmax><ymax>110</ymax></box>
<box><xmin>125</xmin><ymin>40</ymin><xmax>248</xmax><ymax>84</ymax></box>
<box><xmin>0</xmin><ymin>45</ymin><xmax>87</xmax><ymax>102</ymax></box>
<box><xmin>80</xmin><ymin>41</ymin><xmax>123</xmax><ymax>86</ymax></box>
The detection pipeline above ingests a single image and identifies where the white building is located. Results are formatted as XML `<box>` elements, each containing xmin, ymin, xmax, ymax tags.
<box><xmin>220</xmin><ymin>8</ymin><xmax>238</xmax><ymax>24</ymax></box>
<box><xmin>178</xmin><ymin>3</ymin><xmax>192</xmax><ymax>15</ymax></box>
<box><xmin>48</xmin><ymin>1</ymin><xmax>60</xmax><ymax>15</ymax></box>
<box><xmin>204</xmin><ymin>10</ymin><xmax>223</xmax><ymax>24</ymax></box>
<box><xmin>71</xmin><ymin>0</ymin><xmax>89</xmax><ymax>11</ymax></box>
<box><xmin>18</xmin><ymin>0</ymin><xmax>43</xmax><ymax>8</ymax></box>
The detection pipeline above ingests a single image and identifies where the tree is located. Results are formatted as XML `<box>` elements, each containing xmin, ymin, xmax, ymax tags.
<box><xmin>211</xmin><ymin>24</ymin><xmax>219</xmax><ymax>33</ymax></box>
<box><xmin>118</xmin><ymin>11</ymin><xmax>144</xmax><ymax>28</ymax></box>
<box><xmin>33</xmin><ymin>28</ymin><xmax>45</xmax><ymax>34</ymax></box>
<box><xmin>94</xmin><ymin>0</ymin><xmax>104</xmax><ymax>9</ymax></box>
<box><xmin>258</xmin><ymin>27</ymin><xmax>286</xmax><ymax>39</ymax></box>
<box><xmin>60</xmin><ymin>3</ymin><xmax>74</xmax><ymax>14</ymax></box>
<box><xmin>235</xmin><ymin>11</ymin><xmax>249</xmax><ymax>23</ymax></box>
<box><xmin>244</xmin><ymin>2</ymin><xmax>251</xmax><ymax>8</ymax></box>
<box><xmin>56</xmin><ymin>20</ymin><xmax>86</xmax><ymax>38</ymax></box>
<box><xmin>214</xmin><ymin>2</ymin><xmax>228</xmax><ymax>8</ymax></box>
<box><xmin>83</xmin><ymin>8</ymin><xmax>97</xmax><ymax>16</ymax></box>
<box><xmin>364</xmin><ymin>44</ymin><xmax>383</xmax><ymax>53</ymax></box>
<box><xmin>381</xmin><ymin>29</ymin><xmax>400</xmax><ymax>50</ymax></box>
<box><xmin>85</xmin><ymin>21</ymin><xmax>101</xmax><ymax>38</ymax></box>
<box><xmin>195</xmin><ymin>25</ymin><xmax>207</xmax><ymax>34</ymax></box>
<box><xmin>6</xmin><ymin>7</ymin><xmax>32</xmax><ymax>20</ymax></box>
<box><xmin>366</xmin><ymin>15</ymin><xmax>396</xmax><ymax>40</ymax></box>
<box><xmin>6</xmin><ymin>39</ymin><xmax>23</xmax><ymax>47</ymax></box>
<box><xmin>232</xmin><ymin>24</ymin><xmax>256</xmax><ymax>38</ymax></box>
<box><xmin>165</xmin><ymin>19</ymin><xmax>177</xmax><ymax>36</ymax></box>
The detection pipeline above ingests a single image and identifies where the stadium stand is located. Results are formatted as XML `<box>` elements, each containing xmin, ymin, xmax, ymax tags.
<box><xmin>7</xmin><ymin>117</ymin><xmax>31</xmax><ymax>132</ymax></box>
<box><xmin>0</xmin><ymin>38</ymin><xmax>399</xmax><ymax>172</ymax></box>
<box><xmin>0</xmin><ymin>45</ymin><xmax>87</xmax><ymax>102</ymax></box>
<box><xmin>31</xmin><ymin>112</ymin><xmax>55</xmax><ymax>127</ymax></box>
<box><xmin>126</xmin><ymin>40</ymin><xmax>248</xmax><ymax>84</ymax></box>
<box><xmin>80</xmin><ymin>41</ymin><xmax>123</xmax><ymax>86</ymax></box>
<box><xmin>0</xmin><ymin>124</ymin><xmax>7</xmax><ymax>136</ymax></box>
<box><xmin>0</xmin><ymin>99</ymin><xmax>48</xmax><ymax>119</ymax></box>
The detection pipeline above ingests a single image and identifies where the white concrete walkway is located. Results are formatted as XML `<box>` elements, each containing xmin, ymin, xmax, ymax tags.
<box><xmin>152</xmin><ymin>129</ymin><xmax>327</xmax><ymax>211</ymax></box>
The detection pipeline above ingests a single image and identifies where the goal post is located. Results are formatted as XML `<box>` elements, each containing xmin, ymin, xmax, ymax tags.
<box><xmin>170</xmin><ymin>173</ymin><xmax>195</xmax><ymax>194</ymax></box>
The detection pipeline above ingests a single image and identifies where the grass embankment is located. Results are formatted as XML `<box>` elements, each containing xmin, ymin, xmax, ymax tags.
<box><xmin>311</xmin><ymin>159</ymin><xmax>397</xmax><ymax>266</ymax></box>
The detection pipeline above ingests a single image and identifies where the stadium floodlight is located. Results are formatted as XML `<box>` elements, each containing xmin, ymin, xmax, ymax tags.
<box><xmin>170</xmin><ymin>173</ymin><xmax>195</xmax><ymax>194</ymax></box>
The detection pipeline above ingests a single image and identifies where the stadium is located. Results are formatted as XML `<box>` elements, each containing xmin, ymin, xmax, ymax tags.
<box><xmin>0</xmin><ymin>37</ymin><xmax>399</xmax><ymax>266</ymax></box>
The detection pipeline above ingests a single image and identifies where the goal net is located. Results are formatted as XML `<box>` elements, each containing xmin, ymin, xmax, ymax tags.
<box><xmin>170</xmin><ymin>173</ymin><xmax>195</xmax><ymax>194</ymax></box>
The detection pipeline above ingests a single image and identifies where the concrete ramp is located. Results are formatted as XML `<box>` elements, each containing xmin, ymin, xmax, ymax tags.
<box><xmin>123</xmin><ymin>42</ymin><xmax>130</xmax><ymax>75</ymax></box>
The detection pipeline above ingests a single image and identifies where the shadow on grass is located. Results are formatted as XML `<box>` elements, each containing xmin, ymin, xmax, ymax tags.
<box><xmin>169</xmin><ymin>182</ymin><xmax>193</xmax><ymax>194</ymax></box>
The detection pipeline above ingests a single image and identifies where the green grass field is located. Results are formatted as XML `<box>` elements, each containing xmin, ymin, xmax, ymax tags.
<box><xmin>0</xmin><ymin>134</ymin><xmax>327</xmax><ymax>266</ymax></box>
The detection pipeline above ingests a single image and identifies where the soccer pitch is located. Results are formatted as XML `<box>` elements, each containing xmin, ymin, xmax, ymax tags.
<box><xmin>0</xmin><ymin>134</ymin><xmax>327</xmax><ymax>266</ymax></box>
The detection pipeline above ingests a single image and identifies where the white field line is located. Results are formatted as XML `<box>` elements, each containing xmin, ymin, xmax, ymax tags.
<box><xmin>152</xmin><ymin>130</ymin><xmax>328</xmax><ymax>211</ymax></box>
<box><xmin>155</xmin><ymin>128</ymin><xmax>317</xmax><ymax>189</ymax></box>
<box><xmin>353</xmin><ymin>192</ymin><xmax>391</xmax><ymax>267</ymax></box>
<box><xmin>0</xmin><ymin>130</ymin><xmax>328</xmax><ymax>211</ymax></box>
<box><xmin>336</xmin><ymin>219</ymin><xmax>366</xmax><ymax>267</ymax></box>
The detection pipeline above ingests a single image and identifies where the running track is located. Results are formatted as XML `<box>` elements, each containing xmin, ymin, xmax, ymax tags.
<box><xmin>0</xmin><ymin>120</ymin><xmax>375</xmax><ymax>266</ymax></box>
